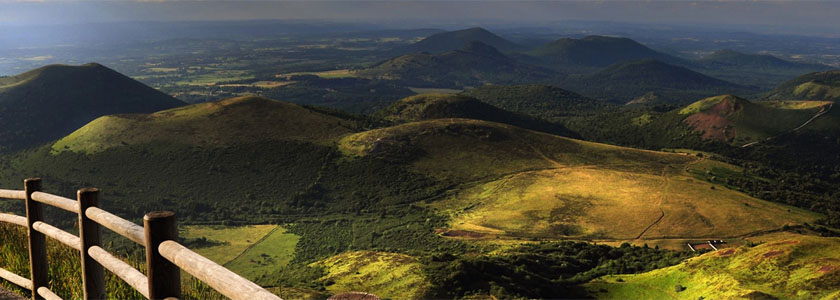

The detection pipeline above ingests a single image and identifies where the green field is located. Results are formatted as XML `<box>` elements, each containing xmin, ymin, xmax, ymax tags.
<box><xmin>181</xmin><ymin>225</ymin><xmax>277</xmax><ymax>265</ymax></box>
<box><xmin>175</xmin><ymin>70</ymin><xmax>254</xmax><ymax>86</ymax></box>
<box><xmin>51</xmin><ymin>96</ymin><xmax>356</xmax><ymax>154</ymax></box>
<box><xmin>224</xmin><ymin>227</ymin><xmax>300</xmax><ymax>281</ymax></box>
<box><xmin>283</xmin><ymin>69</ymin><xmax>357</xmax><ymax>79</ymax></box>
<box><xmin>433</xmin><ymin>164</ymin><xmax>818</xmax><ymax>242</ymax></box>
<box><xmin>793</xmin><ymin>82</ymin><xmax>840</xmax><ymax>100</ymax></box>
<box><xmin>408</xmin><ymin>87</ymin><xmax>463</xmax><ymax>94</ymax></box>
<box><xmin>310</xmin><ymin>251</ymin><xmax>429</xmax><ymax>299</ymax></box>
<box><xmin>586</xmin><ymin>233</ymin><xmax>840</xmax><ymax>299</ymax></box>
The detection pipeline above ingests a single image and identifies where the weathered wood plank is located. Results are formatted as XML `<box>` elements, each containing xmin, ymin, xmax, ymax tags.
<box><xmin>31</xmin><ymin>221</ymin><xmax>81</xmax><ymax>251</ymax></box>
<box><xmin>0</xmin><ymin>267</ymin><xmax>32</xmax><ymax>290</ymax></box>
<box><xmin>159</xmin><ymin>241</ymin><xmax>282</xmax><ymax>300</ymax></box>
<box><xmin>0</xmin><ymin>213</ymin><xmax>26</xmax><ymax>227</ymax></box>
<box><xmin>30</xmin><ymin>192</ymin><xmax>78</xmax><ymax>214</ymax></box>
<box><xmin>36</xmin><ymin>287</ymin><xmax>61</xmax><ymax>300</ymax></box>
<box><xmin>0</xmin><ymin>189</ymin><xmax>25</xmax><ymax>200</ymax></box>
<box><xmin>88</xmin><ymin>246</ymin><xmax>150</xmax><ymax>299</ymax></box>
<box><xmin>85</xmin><ymin>207</ymin><xmax>145</xmax><ymax>245</ymax></box>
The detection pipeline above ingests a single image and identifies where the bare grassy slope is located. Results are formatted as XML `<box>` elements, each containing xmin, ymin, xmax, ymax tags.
<box><xmin>340</xmin><ymin>119</ymin><xmax>820</xmax><ymax>241</ymax></box>
<box><xmin>52</xmin><ymin>96</ymin><xmax>356</xmax><ymax>154</ymax></box>
<box><xmin>587</xmin><ymin>233</ymin><xmax>840</xmax><ymax>299</ymax></box>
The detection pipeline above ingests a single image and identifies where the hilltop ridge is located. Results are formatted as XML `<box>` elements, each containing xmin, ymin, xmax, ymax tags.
<box><xmin>0</xmin><ymin>63</ymin><xmax>185</xmax><ymax>151</ymax></box>
<box><xmin>529</xmin><ymin>35</ymin><xmax>687</xmax><ymax>70</ymax></box>
<box><xmin>395</xmin><ymin>27</ymin><xmax>524</xmax><ymax>55</ymax></box>
<box><xmin>560</xmin><ymin>59</ymin><xmax>757</xmax><ymax>104</ymax></box>
<box><xmin>358</xmin><ymin>42</ymin><xmax>555</xmax><ymax>88</ymax></box>
<box><xmin>52</xmin><ymin>96</ymin><xmax>356</xmax><ymax>154</ymax></box>
<box><xmin>376</xmin><ymin>93</ymin><xmax>577</xmax><ymax>137</ymax></box>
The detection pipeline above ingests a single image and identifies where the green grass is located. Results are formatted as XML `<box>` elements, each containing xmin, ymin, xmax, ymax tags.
<box><xmin>224</xmin><ymin>226</ymin><xmax>300</xmax><ymax>281</ymax></box>
<box><xmin>677</xmin><ymin>94</ymin><xmax>742</xmax><ymax>115</ymax></box>
<box><xmin>793</xmin><ymin>81</ymin><xmax>840</xmax><ymax>100</ymax></box>
<box><xmin>51</xmin><ymin>96</ymin><xmax>356</xmax><ymax>154</ymax></box>
<box><xmin>761</xmin><ymin>100</ymin><xmax>833</xmax><ymax>110</ymax></box>
<box><xmin>408</xmin><ymin>87</ymin><xmax>463</xmax><ymax>94</ymax></box>
<box><xmin>632</xmin><ymin>113</ymin><xmax>653</xmax><ymax>126</ymax></box>
<box><xmin>181</xmin><ymin>225</ymin><xmax>277</xmax><ymax>265</ymax></box>
<box><xmin>433</xmin><ymin>166</ymin><xmax>818</xmax><ymax>241</ymax></box>
<box><xmin>585</xmin><ymin>234</ymin><xmax>840</xmax><ymax>299</ymax></box>
<box><xmin>310</xmin><ymin>250</ymin><xmax>429</xmax><ymax>300</ymax></box>
<box><xmin>340</xmin><ymin>118</ymin><xmax>694</xmax><ymax>181</ymax></box>
<box><xmin>0</xmin><ymin>223</ymin><xmax>227</xmax><ymax>299</ymax></box>
<box><xmin>175</xmin><ymin>70</ymin><xmax>253</xmax><ymax>86</ymax></box>
<box><xmin>283</xmin><ymin>69</ymin><xmax>356</xmax><ymax>79</ymax></box>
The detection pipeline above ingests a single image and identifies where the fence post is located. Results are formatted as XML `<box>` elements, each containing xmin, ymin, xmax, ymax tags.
<box><xmin>78</xmin><ymin>188</ymin><xmax>105</xmax><ymax>299</ymax></box>
<box><xmin>24</xmin><ymin>178</ymin><xmax>46</xmax><ymax>300</ymax></box>
<box><xmin>144</xmin><ymin>211</ymin><xmax>181</xmax><ymax>299</ymax></box>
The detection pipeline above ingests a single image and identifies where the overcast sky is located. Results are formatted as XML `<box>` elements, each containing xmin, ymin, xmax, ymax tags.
<box><xmin>1</xmin><ymin>1</ymin><xmax>838</xmax><ymax>34</ymax></box>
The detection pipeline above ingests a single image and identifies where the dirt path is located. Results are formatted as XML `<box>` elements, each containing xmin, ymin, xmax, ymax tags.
<box><xmin>521</xmin><ymin>139</ymin><xmax>565</xmax><ymax>168</ymax></box>
<box><xmin>742</xmin><ymin>102</ymin><xmax>833</xmax><ymax>148</ymax></box>
<box><xmin>793</xmin><ymin>102</ymin><xmax>832</xmax><ymax>131</ymax></box>
<box><xmin>222</xmin><ymin>225</ymin><xmax>282</xmax><ymax>267</ymax></box>
<box><xmin>633</xmin><ymin>157</ymin><xmax>704</xmax><ymax>240</ymax></box>
<box><xmin>634</xmin><ymin>166</ymin><xmax>670</xmax><ymax>240</ymax></box>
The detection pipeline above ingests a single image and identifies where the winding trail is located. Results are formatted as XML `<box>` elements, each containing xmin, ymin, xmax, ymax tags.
<box><xmin>634</xmin><ymin>157</ymin><xmax>704</xmax><ymax>240</ymax></box>
<box><xmin>634</xmin><ymin>167</ymin><xmax>669</xmax><ymax>240</ymax></box>
<box><xmin>222</xmin><ymin>225</ymin><xmax>282</xmax><ymax>267</ymax></box>
<box><xmin>742</xmin><ymin>102</ymin><xmax>833</xmax><ymax>148</ymax></box>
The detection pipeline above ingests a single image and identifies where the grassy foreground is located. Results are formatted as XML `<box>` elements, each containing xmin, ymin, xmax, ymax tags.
<box><xmin>0</xmin><ymin>223</ymin><xmax>225</xmax><ymax>299</ymax></box>
<box><xmin>586</xmin><ymin>233</ymin><xmax>840</xmax><ymax>299</ymax></box>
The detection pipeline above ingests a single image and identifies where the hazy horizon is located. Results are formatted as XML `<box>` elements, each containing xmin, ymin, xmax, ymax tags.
<box><xmin>1</xmin><ymin>1</ymin><xmax>839</xmax><ymax>37</ymax></box>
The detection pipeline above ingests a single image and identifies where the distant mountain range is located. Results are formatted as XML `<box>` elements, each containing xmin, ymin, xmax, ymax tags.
<box><xmin>391</xmin><ymin>27</ymin><xmax>525</xmax><ymax>55</ymax></box>
<box><xmin>694</xmin><ymin>50</ymin><xmax>834</xmax><ymax>88</ymax></box>
<box><xmin>526</xmin><ymin>35</ymin><xmax>687</xmax><ymax>71</ymax></box>
<box><xmin>358</xmin><ymin>41</ymin><xmax>556</xmax><ymax>88</ymax></box>
<box><xmin>386</xmin><ymin>28</ymin><xmax>831</xmax><ymax>93</ymax></box>
<box><xmin>558</xmin><ymin>59</ymin><xmax>758</xmax><ymax>104</ymax></box>
<box><xmin>0</xmin><ymin>63</ymin><xmax>185</xmax><ymax>152</ymax></box>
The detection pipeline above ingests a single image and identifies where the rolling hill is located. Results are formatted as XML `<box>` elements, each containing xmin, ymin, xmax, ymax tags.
<box><xmin>559</xmin><ymin>59</ymin><xmax>759</xmax><ymax>104</ymax></box>
<box><xmin>674</xmin><ymin>95</ymin><xmax>835</xmax><ymax>145</ymax></box>
<box><xmin>460</xmin><ymin>84</ymin><xmax>613</xmax><ymax>120</ymax></box>
<box><xmin>357</xmin><ymin>41</ymin><xmax>556</xmax><ymax>88</ymax></box>
<box><xmin>51</xmin><ymin>96</ymin><xmax>358</xmax><ymax>154</ymax></box>
<box><xmin>0</xmin><ymin>63</ymin><xmax>185</xmax><ymax>151</ymax></box>
<box><xmin>695</xmin><ymin>50</ymin><xmax>834</xmax><ymax>88</ymax></box>
<box><xmin>1</xmin><ymin>96</ymin><xmax>450</xmax><ymax>225</ymax></box>
<box><xmin>587</xmin><ymin>233</ymin><xmax>840</xmax><ymax>299</ymax></box>
<box><xmin>393</xmin><ymin>27</ymin><xmax>524</xmax><ymax>55</ymax></box>
<box><xmin>764</xmin><ymin>70</ymin><xmax>840</xmax><ymax>100</ymax></box>
<box><xmin>375</xmin><ymin>93</ymin><xmax>577</xmax><ymax>137</ymax></box>
<box><xmin>0</xmin><ymin>94</ymin><xmax>832</xmax><ymax>299</ymax></box>
<box><xmin>339</xmin><ymin>118</ymin><xmax>819</xmax><ymax>242</ymax></box>
<box><xmin>527</xmin><ymin>35</ymin><xmax>688</xmax><ymax>71</ymax></box>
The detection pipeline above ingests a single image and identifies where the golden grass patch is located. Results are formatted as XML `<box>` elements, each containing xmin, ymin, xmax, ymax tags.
<box><xmin>311</xmin><ymin>251</ymin><xmax>429</xmax><ymax>300</ymax></box>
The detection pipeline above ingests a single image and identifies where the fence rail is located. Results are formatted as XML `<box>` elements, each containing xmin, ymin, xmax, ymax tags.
<box><xmin>0</xmin><ymin>178</ymin><xmax>282</xmax><ymax>300</ymax></box>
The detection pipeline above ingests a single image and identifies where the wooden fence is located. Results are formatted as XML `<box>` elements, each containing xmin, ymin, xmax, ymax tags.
<box><xmin>0</xmin><ymin>178</ymin><xmax>282</xmax><ymax>300</ymax></box>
